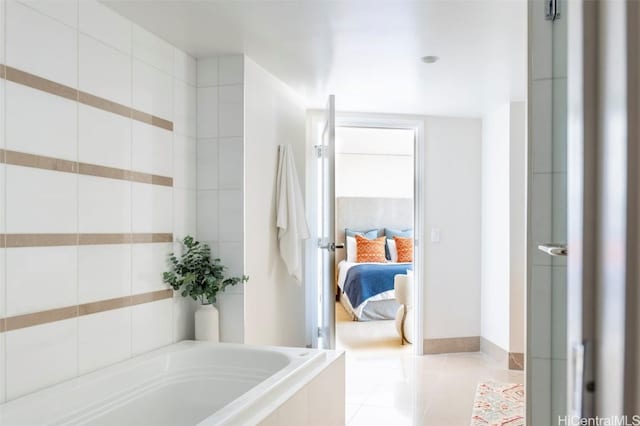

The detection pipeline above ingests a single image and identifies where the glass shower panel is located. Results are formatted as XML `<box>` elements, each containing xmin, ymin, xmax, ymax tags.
<box><xmin>550</xmin><ymin>0</ymin><xmax>568</xmax><ymax>422</ymax></box>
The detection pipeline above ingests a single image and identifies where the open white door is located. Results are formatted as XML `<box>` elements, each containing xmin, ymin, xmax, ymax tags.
<box><xmin>313</xmin><ymin>95</ymin><xmax>338</xmax><ymax>350</ymax></box>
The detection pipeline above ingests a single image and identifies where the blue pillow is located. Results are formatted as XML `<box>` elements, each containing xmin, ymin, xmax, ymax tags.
<box><xmin>345</xmin><ymin>228</ymin><xmax>380</xmax><ymax>258</ymax></box>
<box><xmin>346</xmin><ymin>228</ymin><xmax>380</xmax><ymax>239</ymax></box>
<box><xmin>384</xmin><ymin>228</ymin><xmax>413</xmax><ymax>260</ymax></box>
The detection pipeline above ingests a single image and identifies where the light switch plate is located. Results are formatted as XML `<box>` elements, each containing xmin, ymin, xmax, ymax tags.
<box><xmin>430</xmin><ymin>228</ymin><xmax>441</xmax><ymax>243</ymax></box>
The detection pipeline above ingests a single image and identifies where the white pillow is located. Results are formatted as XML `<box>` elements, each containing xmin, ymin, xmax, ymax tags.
<box><xmin>387</xmin><ymin>239</ymin><xmax>398</xmax><ymax>263</ymax></box>
<box><xmin>346</xmin><ymin>236</ymin><xmax>357</xmax><ymax>262</ymax></box>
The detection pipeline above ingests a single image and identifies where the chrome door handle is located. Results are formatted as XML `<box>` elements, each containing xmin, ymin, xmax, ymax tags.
<box><xmin>538</xmin><ymin>243</ymin><xmax>568</xmax><ymax>256</ymax></box>
<box><xmin>317</xmin><ymin>241</ymin><xmax>344</xmax><ymax>252</ymax></box>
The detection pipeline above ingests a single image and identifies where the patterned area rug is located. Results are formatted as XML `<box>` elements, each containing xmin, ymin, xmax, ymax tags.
<box><xmin>471</xmin><ymin>381</ymin><xmax>525</xmax><ymax>426</ymax></box>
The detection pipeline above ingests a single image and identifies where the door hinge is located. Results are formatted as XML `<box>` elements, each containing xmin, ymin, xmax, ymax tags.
<box><xmin>313</xmin><ymin>145</ymin><xmax>327</xmax><ymax>158</ymax></box>
<box><xmin>317</xmin><ymin>326</ymin><xmax>328</xmax><ymax>338</ymax></box>
<box><xmin>545</xmin><ymin>0</ymin><xmax>560</xmax><ymax>21</ymax></box>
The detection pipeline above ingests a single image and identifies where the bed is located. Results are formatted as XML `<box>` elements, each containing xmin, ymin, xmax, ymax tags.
<box><xmin>337</xmin><ymin>260</ymin><xmax>412</xmax><ymax>321</ymax></box>
<box><xmin>335</xmin><ymin>197</ymin><xmax>414</xmax><ymax>321</ymax></box>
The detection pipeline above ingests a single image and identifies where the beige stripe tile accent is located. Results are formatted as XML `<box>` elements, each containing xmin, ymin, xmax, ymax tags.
<box><xmin>1</xmin><ymin>290</ymin><xmax>174</xmax><ymax>333</ymax></box>
<box><xmin>131</xmin><ymin>109</ymin><xmax>173</xmax><ymax>131</ymax></box>
<box><xmin>78</xmin><ymin>233</ymin><xmax>133</xmax><ymax>245</ymax></box>
<box><xmin>132</xmin><ymin>233</ymin><xmax>173</xmax><ymax>243</ymax></box>
<box><xmin>79</xmin><ymin>296</ymin><xmax>132</xmax><ymax>316</ymax></box>
<box><xmin>2</xmin><ymin>233</ymin><xmax>172</xmax><ymax>247</ymax></box>
<box><xmin>1</xmin><ymin>64</ymin><xmax>173</xmax><ymax>131</ymax></box>
<box><xmin>5</xmin><ymin>306</ymin><xmax>78</xmax><ymax>331</ymax></box>
<box><xmin>131</xmin><ymin>289</ymin><xmax>174</xmax><ymax>305</ymax></box>
<box><xmin>5</xmin><ymin>65</ymin><xmax>78</xmax><ymax>102</ymax></box>
<box><xmin>1</xmin><ymin>149</ymin><xmax>172</xmax><ymax>187</ymax></box>
<box><xmin>129</xmin><ymin>171</ymin><xmax>173</xmax><ymax>187</ymax></box>
<box><xmin>78</xmin><ymin>91</ymin><xmax>132</xmax><ymax>120</ymax></box>
<box><xmin>151</xmin><ymin>175</ymin><xmax>174</xmax><ymax>187</ymax></box>
<box><xmin>5</xmin><ymin>150</ymin><xmax>77</xmax><ymax>173</ymax></box>
<box><xmin>5</xmin><ymin>234</ymin><xmax>79</xmax><ymax>247</ymax></box>
<box><xmin>78</xmin><ymin>162</ymin><xmax>131</xmax><ymax>181</ymax></box>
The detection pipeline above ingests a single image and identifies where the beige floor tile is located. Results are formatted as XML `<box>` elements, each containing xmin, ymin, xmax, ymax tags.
<box><xmin>336</xmin><ymin>302</ymin><xmax>525</xmax><ymax>425</ymax></box>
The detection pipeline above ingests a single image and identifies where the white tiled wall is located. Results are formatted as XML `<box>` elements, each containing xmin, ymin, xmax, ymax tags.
<box><xmin>196</xmin><ymin>56</ymin><xmax>245</xmax><ymax>343</ymax></box>
<box><xmin>78</xmin><ymin>245</ymin><xmax>132</xmax><ymax>303</ymax></box>
<box><xmin>78</xmin><ymin>104</ymin><xmax>132</xmax><ymax>169</ymax></box>
<box><xmin>0</xmin><ymin>0</ymin><xmax>198</xmax><ymax>402</ymax></box>
<box><xmin>6</xmin><ymin>246</ymin><xmax>78</xmax><ymax>316</ymax></box>
<box><xmin>6</xmin><ymin>82</ymin><xmax>78</xmax><ymax>159</ymax></box>
<box><xmin>528</xmin><ymin>0</ymin><xmax>568</xmax><ymax>422</ymax></box>
<box><xmin>0</xmin><ymin>0</ymin><xmax>6</xmax><ymax>404</ymax></box>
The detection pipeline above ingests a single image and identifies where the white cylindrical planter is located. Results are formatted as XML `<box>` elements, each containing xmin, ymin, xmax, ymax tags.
<box><xmin>195</xmin><ymin>304</ymin><xmax>219</xmax><ymax>342</ymax></box>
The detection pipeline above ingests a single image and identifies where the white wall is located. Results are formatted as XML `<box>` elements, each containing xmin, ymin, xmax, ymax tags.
<box><xmin>422</xmin><ymin>117</ymin><xmax>482</xmax><ymax>340</ymax></box>
<box><xmin>243</xmin><ymin>57</ymin><xmax>308</xmax><ymax>347</ymax></box>
<box><xmin>509</xmin><ymin>102</ymin><xmax>526</xmax><ymax>354</ymax></box>
<box><xmin>480</xmin><ymin>101</ymin><xmax>526</xmax><ymax>354</ymax></box>
<box><xmin>335</xmin><ymin>126</ymin><xmax>414</xmax><ymax>198</ymax></box>
<box><xmin>0</xmin><ymin>0</ymin><xmax>196</xmax><ymax>401</ymax></box>
<box><xmin>481</xmin><ymin>104</ymin><xmax>511</xmax><ymax>350</ymax></box>
<box><xmin>335</xmin><ymin>155</ymin><xmax>413</xmax><ymax>198</ymax></box>
<box><xmin>195</xmin><ymin>56</ymin><xmax>245</xmax><ymax>343</ymax></box>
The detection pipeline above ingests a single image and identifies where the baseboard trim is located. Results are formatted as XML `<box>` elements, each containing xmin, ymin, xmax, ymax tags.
<box><xmin>508</xmin><ymin>352</ymin><xmax>525</xmax><ymax>370</ymax></box>
<box><xmin>423</xmin><ymin>336</ymin><xmax>480</xmax><ymax>354</ymax></box>
<box><xmin>480</xmin><ymin>337</ymin><xmax>509</xmax><ymax>364</ymax></box>
<box><xmin>479</xmin><ymin>337</ymin><xmax>525</xmax><ymax>371</ymax></box>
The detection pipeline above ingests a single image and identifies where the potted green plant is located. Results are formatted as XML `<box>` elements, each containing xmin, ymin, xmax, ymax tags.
<box><xmin>163</xmin><ymin>236</ymin><xmax>248</xmax><ymax>341</ymax></box>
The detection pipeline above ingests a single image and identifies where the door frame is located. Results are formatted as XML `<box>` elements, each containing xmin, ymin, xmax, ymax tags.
<box><xmin>305</xmin><ymin>110</ymin><xmax>425</xmax><ymax>356</ymax></box>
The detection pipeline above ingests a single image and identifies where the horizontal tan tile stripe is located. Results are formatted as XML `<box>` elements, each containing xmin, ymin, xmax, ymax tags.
<box><xmin>1</xmin><ymin>149</ymin><xmax>172</xmax><ymax>187</ymax></box>
<box><xmin>6</xmin><ymin>65</ymin><xmax>78</xmax><ymax>102</ymax></box>
<box><xmin>130</xmin><ymin>171</ymin><xmax>173</xmax><ymax>187</ymax></box>
<box><xmin>5</xmin><ymin>306</ymin><xmax>78</xmax><ymax>331</ymax></box>
<box><xmin>132</xmin><ymin>233</ymin><xmax>173</xmax><ymax>243</ymax></box>
<box><xmin>131</xmin><ymin>289</ymin><xmax>174</xmax><ymax>305</ymax></box>
<box><xmin>78</xmin><ymin>91</ymin><xmax>132</xmax><ymax>120</ymax></box>
<box><xmin>2</xmin><ymin>233</ymin><xmax>172</xmax><ymax>247</ymax></box>
<box><xmin>5</xmin><ymin>233</ymin><xmax>79</xmax><ymax>247</ymax></box>
<box><xmin>2</xmin><ymin>64</ymin><xmax>173</xmax><ymax>131</ymax></box>
<box><xmin>4</xmin><ymin>149</ymin><xmax>77</xmax><ymax>173</ymax></box>
<box><xmin>79</xmin><ymin>162</ymin><xmax>130</xmax><ymax>181</ymax></box>
<box><xmin>78</xmin><ymin>233</ymin><xmax>132</xmax><ymax>245</ymax></box>
<box><xmin>131</xmin><ymin>109</ymin><xmax>173</xmax><ymax>131</ymax></box>
<box><xmin>2</xmin><ymin>290</ymin><xmax>174</xmax><ymax>333</ymax></box>
<box><xmin>79</xmin><ymin>296</ymin><xmax>132</xmax><ymax>316</ymax></box>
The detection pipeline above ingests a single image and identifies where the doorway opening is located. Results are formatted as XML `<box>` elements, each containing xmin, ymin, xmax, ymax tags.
<box><xmin>305</xmin><ymin>111</ymin><xmax>425</xmax><ymax>357</ymax></box>
<box><xmin>333</xmin><ymin>125</ymin><xmax>416</xmax><ymax>355</ymax></box>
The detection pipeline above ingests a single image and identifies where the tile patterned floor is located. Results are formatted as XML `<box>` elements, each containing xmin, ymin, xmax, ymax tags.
<box><xmin>336</xmin><ymin>303</ymin><xmax>525</xmax><ymax>425</ymax></box>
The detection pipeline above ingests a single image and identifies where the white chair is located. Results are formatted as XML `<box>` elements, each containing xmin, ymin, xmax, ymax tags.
<box><xmin>394</xmin><ymin>271</ymin><xmax>414</xmax><ymax>344</ymax></box>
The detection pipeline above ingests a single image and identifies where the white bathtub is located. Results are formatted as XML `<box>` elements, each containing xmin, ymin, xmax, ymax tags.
<box><xmin>0</xmin><ymin>341</ymin><xmax>343</xmax><ymax>425</ymax></box>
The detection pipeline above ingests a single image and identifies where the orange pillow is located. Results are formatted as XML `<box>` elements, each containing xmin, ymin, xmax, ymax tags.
<box><xmin>394</xmin><ymin>236</ymin><xmax>413</xmax><ymax>263</ymax></box>
<box><xmin>355</xmin><ymin>235</ymin><xmax>387</xmax><ymax>263</ymax></box>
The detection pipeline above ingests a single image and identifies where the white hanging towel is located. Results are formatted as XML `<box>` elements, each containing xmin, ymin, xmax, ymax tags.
<box><xmin>276</xmin><ymin>144</ymin><xmax>310</xmax><ymax>283</ymax></box>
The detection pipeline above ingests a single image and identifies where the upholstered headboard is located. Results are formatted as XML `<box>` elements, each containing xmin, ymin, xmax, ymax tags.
<box><xmin>335</xmin><ymin>197</ymin><xmax>413</xmax><ymax>266</ymax></box>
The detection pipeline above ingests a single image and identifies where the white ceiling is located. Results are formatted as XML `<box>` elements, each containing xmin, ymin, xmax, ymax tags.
<box><xmin>105</xmin><ymin>0</ymin><xmax>527</xmax><ymax>117</ymax></box>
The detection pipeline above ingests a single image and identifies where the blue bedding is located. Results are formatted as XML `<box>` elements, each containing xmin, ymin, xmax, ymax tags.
<box><xmin>343</xmin><ymin>263</ymin><xmax>413</xmax><ymax>308</ymax></box>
